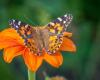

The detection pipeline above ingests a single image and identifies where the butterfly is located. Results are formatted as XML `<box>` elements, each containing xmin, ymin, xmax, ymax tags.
<box><xmin>9</xmin><ymin>14</ymin><xmax>73</xmax><ymax>55</ymax></box>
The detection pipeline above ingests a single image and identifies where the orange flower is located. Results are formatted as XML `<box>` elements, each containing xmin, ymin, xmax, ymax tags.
<box><xmin>0</xmin><ymin>28</ymin><xmax>76</xmax><ymax>72</ymax></box>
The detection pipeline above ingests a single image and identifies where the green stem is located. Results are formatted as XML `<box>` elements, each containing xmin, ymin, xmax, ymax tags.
<box><xmin>45</xmin><ymin>77</ymin><xmax>50</xmax><ymax>80</ymax></box>
<box><xmin>28</xmin><ymin>69</ymin><xmax>36</xmax><ymax>80</ymax></box>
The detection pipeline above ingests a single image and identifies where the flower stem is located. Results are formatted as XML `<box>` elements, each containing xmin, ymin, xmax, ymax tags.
<box><xmin>45</xmin><ymin>76</ymin><xmax>50</xmax><ymax>80</ymax></box>
<box><xmin>28</xmin><ymin>69</ymin><xmax>36</xmax><ymax>80</ymax></box>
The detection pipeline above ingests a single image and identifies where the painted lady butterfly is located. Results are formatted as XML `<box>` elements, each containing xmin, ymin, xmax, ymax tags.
<box><xmin>9</xmin><ymin>14</ymin><xmax>73</xmax><ymax>55</ymax></box>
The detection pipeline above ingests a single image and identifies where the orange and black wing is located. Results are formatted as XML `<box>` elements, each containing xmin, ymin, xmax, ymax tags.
<box><xmin>46</xmin><ymin>14</ymin><xmax>73</xmax><ymax>54</ymax></box>
<box><xmin>9</xmin><ymin>19</ymin><xmax>38</xmax><ymax>54</ymax></box>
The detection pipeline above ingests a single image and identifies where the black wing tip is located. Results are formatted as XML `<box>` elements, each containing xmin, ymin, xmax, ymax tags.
<box><xmin>64</xmin><ymin>13</ymin><xmax>73</xmax><ymax>19</ymax></box>
<box><xmin>47</xmin><ymin>13</ymin><xmax>73</xmax><ymax>27</ymax></box>
<box><xmin>9</xmin><ymin>19</ymin><xmax>22</xmax><ymax>29</ymax></box>
<box><xmin>9</xmin><ymin>19</ymin><xmax>15</xmax><ymax>25</ymax></box>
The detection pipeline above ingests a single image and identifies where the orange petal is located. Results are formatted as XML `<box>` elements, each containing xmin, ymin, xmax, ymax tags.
<box><xmin>0</xmin><ymin>28</ymin><xmax>24</xmax><ymax>44</ymax></box>
<box><xmin>22</xmin><ymin>48</ymin><xmax>43</xmax><ymax>72</ymax></box>
<box><xmin>60</xmin><ymin>37</ymin><xmax>76</xmax><ymax>52</ymax></box>
<box><xmin>44</xmin><ymin>52</ymin><xmax>63</xmax><ymax>68</ymax></box>
<box><xmin>3</xmin><ymin>45</ymin><xmax>25</xmax><ymax>63</ymax></box>
<box><xmin>0</xmin><ymin>38</ymin><xmax>24</xmax><ymax>49</ymax></box>
<box><xmin>63</xmin><ymin>32</ymin><xmax>72</xmax><ymax>37</ymax></box>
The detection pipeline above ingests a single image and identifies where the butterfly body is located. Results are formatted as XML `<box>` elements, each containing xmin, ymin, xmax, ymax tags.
<box><xmin>9</xmin><ymin>14</ymin><xmax>73</xmax><ymax>55</ymax></box>
<box><xmin>26</xmin><ymin>27</ymin><xmax>50</xmax><ymax>55</ymax></box>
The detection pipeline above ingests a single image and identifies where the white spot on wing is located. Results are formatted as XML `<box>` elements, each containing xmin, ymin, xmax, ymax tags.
<box><xmin>13</xmin><ymin>20</ymin><xmax>15</xmax><ymax>23</ymax></box>
<box><xmin>64</xmin><ymin>14</ymin><xmax>67</xmax><ymax>17</ymax></box>
<box><xmin>57</xmin><ymin>17</ymin><xmax>62</xmax><ymax>21</ymax></box>
<box><xmin>15</xmin><ymin>25</ymin><xmax>19</xmax><ymax>28</ymax></box>
<box><xmin>25</xmin><ymin>24</ymin><xmax>28</xmax><ymax>28</ymax></box>
<box><xmin>63</xmin><ymin>21</ymin><xmax>66</xmax><ymax>24</ymax></box>
<box><xmin>18</xmin><ymin>21</ymin><xmax>21</xmax><ymax>25</ymax></box>
<box><xmin>50</xmin><ymin>22</ymin><xmax>55</xmax><ymax>26</ymax></box>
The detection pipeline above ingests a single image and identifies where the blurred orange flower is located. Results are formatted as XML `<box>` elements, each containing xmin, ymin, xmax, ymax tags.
<box><xmin>0</xmin><ymin>28</ymin><xmax>76</xmax><ymax>72</ymax></box>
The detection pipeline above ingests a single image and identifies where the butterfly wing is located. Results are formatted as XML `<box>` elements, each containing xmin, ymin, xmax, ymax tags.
<box><xmin>9</xmin><ymin>19</ymin><xmax>38</xmax><ymax>54</ymax></box>
<box><xmin>9</xmin><ymin>13</ymin><xmax>73</xmax><ymax>55</ymax></box>
<box><xmin>46</xmin><ymin>14</ymin><xmax>73</xmax><ymax>54</ymax></box>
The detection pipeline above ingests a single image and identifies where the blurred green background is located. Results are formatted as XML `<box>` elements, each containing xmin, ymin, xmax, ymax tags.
<box><xmin>0</xmin><ymin>0</ymin><xmax>100</xmax><ymax>80</ymax></box>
